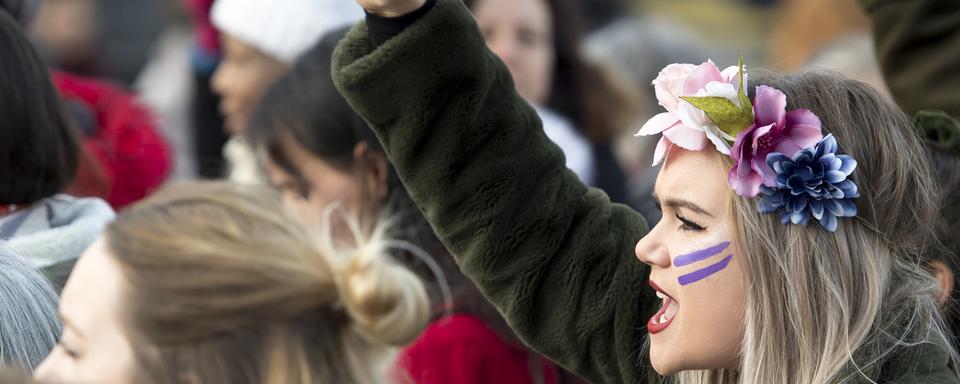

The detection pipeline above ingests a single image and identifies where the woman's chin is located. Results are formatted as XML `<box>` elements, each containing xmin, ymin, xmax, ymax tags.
<box><xmin>650</xmin><ymin>353</ymin><xmax>681</xmax><ymax>376</ymax></box>
<box><xmin>651</xmin><ymin>352</ymin><xmax>738</xmax><ymax>377</ymax></box>
<box><xmin>652</xmin><ymin>364</ymin><xmax>680</xmax><ymax>376</ymax></box>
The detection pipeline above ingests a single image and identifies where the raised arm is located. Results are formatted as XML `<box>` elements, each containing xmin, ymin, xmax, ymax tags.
<box><xmin>332</xmin><ymin>0</ymin><xmax>657</xmax><ymax>382</ymax></box>
<box><xmin>861</xmin><ymin>0</ymin><xmax>960</xmax><ymax>118</ymax></box>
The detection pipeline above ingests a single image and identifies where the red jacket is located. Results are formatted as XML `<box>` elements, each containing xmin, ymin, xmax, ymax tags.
<box><xmin>397</xmin><ymin>314</ymin><xmax>559</xmax><ymax>384</ymax></box>
<box><xmin>53</xmin><ymin>71</ymin><xmax>171</xmax><ymax>209</ymax></box>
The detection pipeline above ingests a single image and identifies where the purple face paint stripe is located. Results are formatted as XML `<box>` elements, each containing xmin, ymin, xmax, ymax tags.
<box><xmin>672</xmin><ymin>241</ymin><xmax>730</xmax><ymax>267</ymax></box>
<box><xmin>678</xmin><ymin>255</ymin><xmax>734</xmax><ymax>285</ymax></box>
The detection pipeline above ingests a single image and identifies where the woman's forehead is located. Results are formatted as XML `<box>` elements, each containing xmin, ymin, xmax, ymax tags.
<box><xmin>60</xmin><ymin>239</ymin><xmax>126</xmax><ymax>335</ymax></box>
<box><xmin>654</xmin><ymin>148</ymin><xmax>729</xmax><ymax>210</ymax></box>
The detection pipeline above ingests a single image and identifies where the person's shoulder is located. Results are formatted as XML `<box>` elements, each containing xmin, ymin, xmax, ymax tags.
<box><xmin>876</xmin><ymin>334</ymin><xmax>959</xmax><ymax>384</ymax></box>
<box><xmin>46</xmin><ymin>195</ymin><xmax>115</xmax><ymax>220</ymax></box>
<box><xmin>421</xmin><ymin>314</ymin><xmax>500</xmax><ymax>339</ymax></box>
<box><xmin>409</xmin><ymin>314</ymin><xmax>512</xmax><ymax>352</ymax></box>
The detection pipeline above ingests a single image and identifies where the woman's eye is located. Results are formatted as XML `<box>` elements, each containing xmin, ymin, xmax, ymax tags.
<box><xmin>58</xmin><ymin>341</ymin><xmax>79</xmax><ymax>359</ymax></box>
<box><xmin>675</xmin><ymin>213</ymin><xmax>706</xmax><ymax>232</ymax></box>
<box><xmin>280</xmin><ymin>182</ymin><xmax>298</xmax><ymax>194</ymax></box>
<box><xmin>516</xmin><ymin>28</ymin><xmax>545</xmax><ymax>47</ymax></box>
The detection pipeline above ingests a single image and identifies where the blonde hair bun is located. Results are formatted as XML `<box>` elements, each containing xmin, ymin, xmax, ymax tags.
<box><xmin>316</xmin><ymin>209</ymin><xmax>431</xmax><ymax>347</ymax></box>
<box><xmin>338</xmin><ymin>242</ymin><xmax>431</xmax><ymax>346</ymax></box>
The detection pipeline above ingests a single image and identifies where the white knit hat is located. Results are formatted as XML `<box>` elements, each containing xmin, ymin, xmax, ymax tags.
<box><xmin>211</xmin><ymin>0</ymin><xmax>363</xmax><ymax>64</ymax></box>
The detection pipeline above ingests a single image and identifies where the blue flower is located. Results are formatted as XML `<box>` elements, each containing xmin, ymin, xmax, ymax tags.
<box><xmin>757</xmin><ymin>134</ymin><xmax>859</xmax><ymax>232</ymax></box>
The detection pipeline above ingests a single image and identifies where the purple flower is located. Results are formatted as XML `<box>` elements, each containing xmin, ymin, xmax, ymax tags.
<box><xmin>728</xmin><ymin>86</ymin><xmax>823</xmax><ymax>197</ymax></box>
<box><xmin>757</xmin><ymin>134</ymin><xmax>859</xmax><ymax>232</ymax></box>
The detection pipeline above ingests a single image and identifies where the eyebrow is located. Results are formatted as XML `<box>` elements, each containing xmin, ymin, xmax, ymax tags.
<box><xmin>651</xmin><ymin>193</ymin><xmax>714</xmax><ymax>218</ymax></box>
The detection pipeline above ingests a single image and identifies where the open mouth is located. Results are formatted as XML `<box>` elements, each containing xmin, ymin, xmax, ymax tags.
<box><xmin>648</xmin><ymin>280</ymin><xmax>679</xmax><ymax>334</ymax></box>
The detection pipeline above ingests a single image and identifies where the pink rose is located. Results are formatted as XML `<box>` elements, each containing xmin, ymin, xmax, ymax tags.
<box><xmin>636</xmin><ymin>60</ymin><xmax>744</xmax><ymax>165</ymax></box>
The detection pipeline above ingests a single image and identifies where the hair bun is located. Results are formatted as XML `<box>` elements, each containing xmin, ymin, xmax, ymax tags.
<box><xmin>335</xmin><ymin>234</ymin><xmax>430</xmax><ymax>346</ymax></box>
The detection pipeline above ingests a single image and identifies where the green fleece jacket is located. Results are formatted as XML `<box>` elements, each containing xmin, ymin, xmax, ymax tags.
<box><xmin>332</xmin><ymin>0</ymin><xmax>958</xmax><ymax>382</ymax></box>
<box><xmin>861</xmin><ymin>0</ymin><xmax>960</xmax><ymax>119</ymax></box>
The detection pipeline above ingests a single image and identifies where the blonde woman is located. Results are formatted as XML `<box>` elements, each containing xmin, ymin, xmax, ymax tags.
<box><xmin>33</xmin><ymin>182</ymin><xmax>430</xmax><ymax>383</ymax></box>
<box><xmin>328</xmin><ymin>0</ymin><xmax>960</xmax><ymax>382</ymax></box>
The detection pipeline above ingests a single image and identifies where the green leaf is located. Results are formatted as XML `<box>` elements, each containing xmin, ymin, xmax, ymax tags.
<box><xmin>680</xmin><ymin>96</ymin><xmax>753</xmax><ymax>137</ymax></box>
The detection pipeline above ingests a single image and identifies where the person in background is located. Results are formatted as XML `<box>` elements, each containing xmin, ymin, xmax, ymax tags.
<box><xmin>52</xmin><ymin>72</ymin><xmax>173</xmax><ymax>208</ymax></box>
<box><xmin>462</xmin><ymin>0</ymin><xmax>639</xmax><ymax>204</ymax></box>
<box><xmin>4</xmin><ymin>0</ymin><xmax>172</xmax><ymax>210</ymax></box>
<box><xmin>767</xmin><ymin>0</ymin><xmax>888</xmax><ymax>95</ymax></box>
<box><xmin>30</xmin><ymin>0</ymin><xmax>171</xmax><ymax>85</ymax></box>
<box><xmin>858</xmin><ymin>0</ymin><xmax>960</xmax><ymax>119</ymax></box>
<box><xmin>210</xmin><ymin>0</ymin><xmax>362</xmax><ymax>184</ymax></box>
<box><xmin>0</xmin><ymin>245</ymin><xmax>61</xmax><ymax>372</ymax></box>
<box><xmin>185</xmin><ymin>0</ymin><xmax>229</xmax><ymax>178</ymax></box>
<box><xmin>0</xmin><ymin>9</ymin><xmax>114</xmax><ymax>290</ymax></box>
<box><xmin>249</xmin><ymin>28</ymin><xmax>563</xmax><ymax>384</ymax></box>
<box><xmin>34</xmin><ymin>182</ymin><xmax>430</xmax><ymax>383</ymax></box>
<box><xmin>923</xmin><ymin>136</ymin><xmax>960</xmax><ymax>350</ymax></box>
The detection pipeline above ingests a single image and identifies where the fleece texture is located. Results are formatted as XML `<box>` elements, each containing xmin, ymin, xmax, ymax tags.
<box><xmin>2</xmin><ymin>195</ymin><xmax>115</xmax><ymax>291</ymax></box>
<box><xmin>332</xmin><ymin>0</ymin><xmax>959</xmax><ymax>382</ymax></box>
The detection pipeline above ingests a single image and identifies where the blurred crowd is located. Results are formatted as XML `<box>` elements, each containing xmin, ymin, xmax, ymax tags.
<box><xmin>1</xmin><ymin>0</ymin><xmax>959</xmax><ymax>382</ymax></box>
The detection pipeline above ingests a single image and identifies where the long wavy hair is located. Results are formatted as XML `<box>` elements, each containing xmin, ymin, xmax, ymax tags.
<box><xmin>675</xmin><ymin>70</ymin><xmax>959</xmax><ymax>383</ymax></box>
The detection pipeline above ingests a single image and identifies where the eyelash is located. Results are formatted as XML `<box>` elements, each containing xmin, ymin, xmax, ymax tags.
<box><xmin>675</xmin><ymin>213</ymin><xmax>706</xmax><ymax>232</ymax></box>
<box><xmin>653</xmin><ymin>201</ymin><xmax>707</xmax><ymax>232</ymax></box>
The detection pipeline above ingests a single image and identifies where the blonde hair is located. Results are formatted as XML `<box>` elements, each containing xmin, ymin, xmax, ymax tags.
<box><xmin>676</xmin><ymin>71</ymin><xmax>959</xmax><ymax>383</ymax></box>
<box><xmin>103</xmin><ymin>181</ymin><xmax>430</xmax><ymax>384</ymax></box>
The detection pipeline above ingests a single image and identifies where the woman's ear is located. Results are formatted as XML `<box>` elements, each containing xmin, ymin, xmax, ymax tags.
<box><xmin>353</xmin><ymin>142</ymin><xmax>390</xmax><ymax>204</ymax></box>
<box><xmin>928</xmin><ymin>260</ymin><xmax>955</xmax><ymax>306</ymax></box>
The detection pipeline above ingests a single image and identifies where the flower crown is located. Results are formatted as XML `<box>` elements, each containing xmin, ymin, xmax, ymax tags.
<box><xmin>636</xmin><ymin>59</ymin><xmax>859</xmax><ymax>232</ymax></box>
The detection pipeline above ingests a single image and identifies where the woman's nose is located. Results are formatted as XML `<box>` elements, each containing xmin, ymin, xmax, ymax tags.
<box><xmin>635</xmin><ymin>223</ymin><xmax>671</xmax><ymax>268</ymax></box>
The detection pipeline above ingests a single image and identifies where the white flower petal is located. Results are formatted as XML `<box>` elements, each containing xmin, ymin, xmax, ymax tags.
<box><xmin>704</xmin><ymin>128</ymin><xmax>732</xmax><ymax>155</ymax></box>
<box><xmin>720</xmin><ymin>65</ymin><xmax>739</xmax><ymax>82</ymax></box>
<box><xmin>720</xmin><ymin>65</ymin><xmax>748</xmax><ymax>89</ymax></box>
<box><xmin>704</xmin><ymin>81</ymin><xmax>738</xmax><ymax>102</ymax></box>
<box><xmin>636</xmin><ymin>112</ymin><xmax>680</xmax><ymax>136</ymax></box>
<box><xmin>652</xmin><ymin>137</ymin><xmax>671</xmax><ymax>166</ymax></box>
<box><xmin>676</xmin><ymin>102</ymin><xmax>710</xmax><ymax>133</ymax></box>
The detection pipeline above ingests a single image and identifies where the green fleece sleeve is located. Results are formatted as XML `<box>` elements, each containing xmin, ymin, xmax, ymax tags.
<box><xmin>861</xmin><ymin>0</ymin><xmax>960</xmax><ymax>118</ymax></box>
<box><xmin>331</xmin><ymin>1</ymin><xmax>657</xmax><ymax>383</ymax></box>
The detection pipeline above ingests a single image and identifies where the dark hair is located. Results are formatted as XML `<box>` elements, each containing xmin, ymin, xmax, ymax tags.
<box><xmin>464</xmin><ymin>0</ymin><xmax>637</xmax><ymax>144</ymax></box>
<box><xmin>0</xmin><ymin>10</ymin><xmax>78</xmax><ymax>204</ymax></box>
<box><xmin>248</xmin><ymin>28</ymin><xmax>511</xmax><ymax>332</ymax></box>
<box><xmin>248</xmin><ymin>30</ymin><xmax>370</xmax><ymax>198</ymax></box>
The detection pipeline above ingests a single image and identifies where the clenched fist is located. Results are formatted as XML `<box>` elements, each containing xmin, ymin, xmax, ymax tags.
<box><xmin>356</xmin><ymin>0</ymin><xmax>426</xmax><ymax>17</ymax></box>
